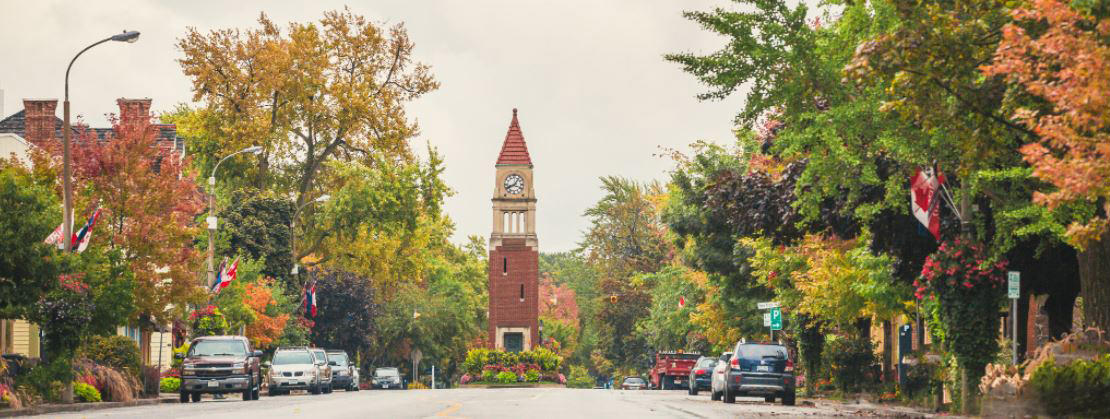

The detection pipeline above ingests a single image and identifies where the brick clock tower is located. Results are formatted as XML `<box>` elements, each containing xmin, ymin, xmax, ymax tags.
<box><xmin>488</xmin><ymin>108</ymin><xmax>539</xmax><ymax>352</ymax></box>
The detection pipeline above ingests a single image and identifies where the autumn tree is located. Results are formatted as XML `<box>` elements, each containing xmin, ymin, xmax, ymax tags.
<box><xmin>984</xmin><ymin>0</ymin><xmax>1110</xmax><ymax>331</ymax></box>
<box><xmin>177</xmin><ymin>8</ymin><xmax>438</xmax><ymax>223</ymax></box>
<box><xmin>63</xmin><ymin>115</ymin><xmax>205</xmax><ymax>328</ymax></box>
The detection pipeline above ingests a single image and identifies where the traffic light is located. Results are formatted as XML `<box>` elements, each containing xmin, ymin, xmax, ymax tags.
<box><xmin>610</xmin><ymin>294</ymin><xmax>618</xmax><ymax>304</ymax></box>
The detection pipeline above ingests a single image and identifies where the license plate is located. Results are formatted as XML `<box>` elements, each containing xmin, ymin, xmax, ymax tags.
<box><xmin>207</xmin><ymin>380</ymin><xmax>219</xmax><ymax>388</ymax></box>
<box><xmin>382</xmin><ymin>384</ymin><xmax>389</xmax><ymax>388</ymax></box>
<box><xmin>756</xmin><ymin>366</ymin><xmax>771</xmax><ymax>372</ymax></box>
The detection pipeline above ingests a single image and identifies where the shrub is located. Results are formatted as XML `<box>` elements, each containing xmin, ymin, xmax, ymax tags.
<box><xmin>1030</xmin><ymin>354</ymin><xmax>1110</xmax><ymax>417</ymax></box>
<box><xmin>79</xmin><ymin>335</ymin><xmax>141</xmax><ymax>377</ymax></box>
<box><xmin>159</xmin><ymin>377</ymin><xmax>181</xmax><ymax>393</ymax></box>
<box><xmin>524</xmin><ymin>369</ymin><xmax>540</xmax><ymax>382</ymax></box>
<box><xmin>16</xmin><ymin>358</ymin><xmax>71</xmax><ymax>402</ymax></box>
<box><xmin>481</xmin><ymin>368</ymin><xmax>497</xmax><ymax>383</ymax></box>
<box><xmin>73</xmin><ymin>382</ymin><xmax>101</xmax><ymax>403</ymax></box>
<box><xmin>901</xmin><ymin>353</ymin><xmax>940</xmax><ymax>400</ymax></box>
<box><xmin>566</xmin><ymin>365</ymin><xmax>594</xmax><ymax>388</ymax></box>
<box><xmin>462</xmin><ymin>349</ymin><xmax>491</xmax><ymax>375</ymax></box>
<box><xmin>826</xmin><ymin>335</ymin><xmax>877</xmax><ymax>393</ymax></box>
<box><xmin>90</xmin><ymin>364</ymin><xmax>137</xmax><ymax>402</ymax></box>
<box><xmin>496</xmin><ymin>370</ymin><xmax>517</xmax><ymax>384</ymax></box>
<box><xmin>409</xmin><ymin>382</ymin><xmax>428</xmax><ymax>390</ymax></box>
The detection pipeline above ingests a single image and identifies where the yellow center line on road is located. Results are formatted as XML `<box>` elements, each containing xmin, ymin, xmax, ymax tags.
<box><xmin>435</xmin><ymin>401</ymin><xmax>463</xmax><ymax>417</ymax></box>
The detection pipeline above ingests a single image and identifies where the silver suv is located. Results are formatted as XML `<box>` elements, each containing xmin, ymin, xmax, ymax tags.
<box><xmin>266</xmin><ymin>347</ymin><xmax>319</xmax><ymax>396</ymax></box>
<box><xmin>310</xmin><ymin>348</ymin><xmax>334</xmax><ymax>394</ymax></box>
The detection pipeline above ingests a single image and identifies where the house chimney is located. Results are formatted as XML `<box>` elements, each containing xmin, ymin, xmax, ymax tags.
<box><xmin>117</xmin><ymin>98</ymin><xmax>152</xmax><ymax>130</ymax></box>
<box><xmin>22</xmin><ymin>99</ymin><xmax>58</xmax><ymax>143</ymax></box>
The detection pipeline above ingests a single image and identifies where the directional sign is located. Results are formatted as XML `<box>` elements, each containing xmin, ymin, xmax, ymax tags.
<box><xmin>769</xmin><ymin>307</ymin><xmax>783</xmax><ymax>331</ymax></box>
<box><xmin>763</xmin><ymin>313</ymin><xmax>771</xmax><ymax>327</ymax></box>
<box><xmin>1008</xmin><ymin>271</ymin><xmax>1020</xmax><ymax>299</ymax></box>
<box><xmin>757</xmin><ymin>302</ymin><xmax>780</xmax><ymax>310</ymax></box>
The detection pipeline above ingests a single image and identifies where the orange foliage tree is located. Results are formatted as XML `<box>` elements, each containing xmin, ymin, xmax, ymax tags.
<box><xmin>243</xmin><ymin>279</ymin><xmax>289</xmax><ymax>349</ymax></box>
<box><xmin>984</xmin><ymin>0</ymin><xmax>1110</xmax><ymax>330</ymax></box>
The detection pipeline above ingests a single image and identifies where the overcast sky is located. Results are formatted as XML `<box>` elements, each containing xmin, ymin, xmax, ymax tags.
<box><xmin>0</xmin><ymin>1</ymin><xmax>752</xmax><ymax>252</ymax></box>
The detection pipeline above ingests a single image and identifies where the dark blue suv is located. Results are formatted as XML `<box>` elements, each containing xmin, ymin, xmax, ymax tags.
<box><xmin>723</xmin><ymin>341</ymin><xmax>795</xmax><ymax>405</ymax></box>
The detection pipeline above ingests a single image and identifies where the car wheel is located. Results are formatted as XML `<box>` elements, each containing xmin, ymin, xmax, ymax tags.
<box><xmin>782</xmin><ymin>391</ymin><xmax>796</xmax><ymax>406</ymax></box>
<box><xmin>688</xmin><ymin>384</ymin><xmax>697</xmax><ymax>395</ymax></box>
<box><xmin>179</xmin><ymin>391</ymin><xmax>190</xmax><ymax>403</ymax></box>
<box><xmin>325</xmin><ymin>383</ymin><xmax>333</xmax><ymax>394</ymax></box>
<box><xmin>711</xmin><ymin>389</ymin><xmax>721</xmax><ymax>401</ymax></box>
<box><xmin>267</xmin><ymin>387</ymin><xmax>281</xmax><ymax>397</ymax></box>
<box><xmin>764</xmin><ymin>395</ymin><xmax>775</xmax><ymax>403</ymax></box>
<box><xmin>310</xmin><ymin>384</ymin><xmax>320</xmax><ymax>395</ymax></box>
<box><xmin>724</xmin><ymin>386</ymin><xmax>736</xmax><ymax>404</ymax></box>
<box><xmin>252</xmin><ymin>377</ymin><xmax>261</xmax><ymax>400</ymax></box>
<box><xmin>191</xmin><ymin>392</ymin><xmax>201</xmax><ymax>402</ymax></box>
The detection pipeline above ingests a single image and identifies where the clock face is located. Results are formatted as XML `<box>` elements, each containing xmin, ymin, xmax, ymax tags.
<box><xmin>504</xmin><ymin>174</ymin><xmax>525</xmax><ymax>194</ymax></box>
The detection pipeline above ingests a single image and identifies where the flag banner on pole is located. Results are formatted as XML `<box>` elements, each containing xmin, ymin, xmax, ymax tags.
<box><xmin>305</xmin><ymin>283</ymin><xmax>317</xmax><ymax>317</ymax></box>
<box><xmin>44</xmin><ymin>222</ymin><xmax>64</xmax><ymax>247</ymax></box>
<box><xmin>910</xmin><ymin>168</ymin><xmax>944</xmax><ymax>240</ymax></box>
<box><xmin>217</xmin><ymin>257</ymin><xmax>240</xmax><ymax>292</ymax></box>
<box><xmin>210</xmin><ymin>257</ymin><xmax>228</xmax><ymax>293</ymax></box>
<box><xmin>71</xmin><ymin>207</ymin><xmax>102</xmax><ymax>252</ymax></box>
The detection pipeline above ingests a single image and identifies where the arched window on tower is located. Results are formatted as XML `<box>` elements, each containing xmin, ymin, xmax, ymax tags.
<box><xmin>503</xmin><ymin>257</ymin><xmax>508</xmax><ymax>274</ymax></box>
<box><xmin>519</xmin><ymin>284</ymin><xmax>525</xmax><ymax>302</ymax></box>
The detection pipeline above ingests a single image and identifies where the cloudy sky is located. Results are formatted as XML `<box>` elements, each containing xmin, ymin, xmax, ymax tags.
<box><xmin>0</xmin><ymin>1</ymin><xmax>751</xmax><ymax>252</ymax></box>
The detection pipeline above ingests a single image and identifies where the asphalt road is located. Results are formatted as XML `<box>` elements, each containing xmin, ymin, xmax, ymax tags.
<box><xmin>45</xmin><ymin>388</ymin><xmax>931</xmax><ymax>418</ymax></box>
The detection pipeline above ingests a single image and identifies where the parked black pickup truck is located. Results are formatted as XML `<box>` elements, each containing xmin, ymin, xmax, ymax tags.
<box><xmin>178</xmin><ymin>335</ymin><xmax>263</xmax><ymax>402</ymax></box>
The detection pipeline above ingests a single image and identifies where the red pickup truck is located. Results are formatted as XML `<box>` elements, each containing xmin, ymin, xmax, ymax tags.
<box><xmin>649</xmin><ymin>351</ymin><xmax>701</xmax><ymax>390</ymax></box>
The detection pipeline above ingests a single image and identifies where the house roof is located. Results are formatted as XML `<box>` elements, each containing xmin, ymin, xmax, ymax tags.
<box><xmin>0</xmin><ymin>110</ymin><xmax>183</xmax><ymax>150</ymax></box>
<box><xmin>495</xmin><ymin>108</ymin><xmax>532</xmax><ymax>166</ymax></box>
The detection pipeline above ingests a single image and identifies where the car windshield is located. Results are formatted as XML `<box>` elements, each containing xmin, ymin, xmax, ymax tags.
<box><xmin>624</xmin><ymin>377</ymin><xmax>645</xmax><ymax>384</ymax></box>
<box><xmin>189</xmin><ymin>340</ymin><xmax>247</xmax><ymax>357</ymax></box>
<box><xmin>737</xmin><ymin>344</ymin><xmax>788</xmax><ymax>360</ymax></box>
<box><xmin>697</xmin><ymin>358</ymin><xmax>715</xmax><ymax>367</ymax></box>
<box><xmin>272</xmin><ymin>351</ymin><xmax>313</xmax><ymax>365</ymax></box>
<box><xmin>312</xmin><ymin>350</ymin><xmax>327</xmax><ymax>363</ymax></box>
<box><xmin>328</xmin><ymin>353</ymin><xmax>348</xmax><ymax>365</ymax></box>
<box><xmin>375</xmin><ymin>368</ymin><xmax>399</xmax><ymax>377</ymax></box>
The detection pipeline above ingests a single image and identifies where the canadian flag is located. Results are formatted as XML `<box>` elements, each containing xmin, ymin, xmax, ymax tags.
<box><xmin>910</xmin><ymin>168</ymin><xmax>945</xmax><ymax>241</ymax></box>
<box><xmin>678</xmin><ymin>296</ymin><xmax>686</xmax><ymax>309</ymax></box>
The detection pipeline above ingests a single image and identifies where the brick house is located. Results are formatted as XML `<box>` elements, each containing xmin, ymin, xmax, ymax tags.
<box><xmin>0</xmin><ymin>98</ymin><xmax>183</xmax><ymax>369</ymax></box>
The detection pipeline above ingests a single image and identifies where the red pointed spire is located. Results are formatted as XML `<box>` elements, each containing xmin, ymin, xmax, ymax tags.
<box><xmin>496</xmin><ymin>108</ymin><xmax>532</xmax><ymax>166</ymax></box>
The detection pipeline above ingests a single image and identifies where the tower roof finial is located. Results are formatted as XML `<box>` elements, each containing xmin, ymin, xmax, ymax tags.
<box><xmin>496</xmin><ymin>108</ymin><xmax>531</xmax><ymax>166</ymax></box>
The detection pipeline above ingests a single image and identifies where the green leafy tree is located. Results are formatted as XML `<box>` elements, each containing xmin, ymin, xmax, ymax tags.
<box><xmin>0</xmin><ymin>163</ymin><xmax>61</xmax><ymax>316</ymax></box>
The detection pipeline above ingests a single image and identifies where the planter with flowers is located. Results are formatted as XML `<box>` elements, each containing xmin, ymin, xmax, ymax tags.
<box><xmin>915</xmin><ymin>239</ymin><xmax>1008</xmax><ymax>413</ymax></box>
<box><xmin>459</xmin><ymin>348</ymin><xmax>565</xmax><ymax>387</ymax></box>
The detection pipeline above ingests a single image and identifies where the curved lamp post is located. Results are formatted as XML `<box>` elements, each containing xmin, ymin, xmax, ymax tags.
<box><xmin>206</xmin><ymin>145</ymin><xmax>262</xmax><ymax>287</ymax></box>
<box><xmin>61</xmin><ymin>30</ymin><xmax>140</xmax><ymax>252</ymax></box>
<box><xmin>290</xmin><ymin>194</ymin><xmax>330</xmax><ymax>276</ymax></box>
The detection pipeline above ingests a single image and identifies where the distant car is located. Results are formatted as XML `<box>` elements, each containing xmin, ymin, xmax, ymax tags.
<box><xmin>310</xmin><ymin>348</ymin><xmax>334</xmax><ymax>394</ymax></box>
<box><xmin>326</xmin><ymin>350</ymin><xmax>359</xmax><ymax>391</ymax></box>
<box><xmin>266</xmin><ymin>347</ymin><xmax>320</xmax><ymax>396</ymax></box>
<box><xmin>373</xmin><ymin>367</ymin><xmax>403</xmax><ymax>389</ymax></box>
<box><xmin>177</xmin><ymin>335</ymin><xmax>263</xmax><ymax>402</ymax></box>
<box><xmin>721</xmin><ymin>342</ymin><xmax>795</xmax><ymax>405</ymax></box>
<box><xmin>688</xmin><ymin>356</ymin><xmax>717</xmax><ymax>395</ymax></box>
<box><xmin>710</xmin><ymin>352</ymin><xmax>732</xmax><ymax>401</ymax></box>
<box><xmin>621</xmin><ymin>376</ymin><xmax>648</xmax><ymax>390</ymax></box>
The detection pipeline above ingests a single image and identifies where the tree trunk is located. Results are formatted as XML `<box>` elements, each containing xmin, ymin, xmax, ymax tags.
<box><xmin>882</xmin><ymin>320</ymin><xmax>893</xmax><ymax>382</ymax></box>
<box><xmin>960</xmin><ymin>366</ymin><xmax>969</xmax><ymax>415</ymax></box>
<box><xmin>1076</xmin><ymin>229</ymin><xmax>1110</xmax><ymax>332</ymax></box>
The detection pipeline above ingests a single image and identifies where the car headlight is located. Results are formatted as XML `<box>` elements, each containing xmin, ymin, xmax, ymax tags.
<box><xmin>233</xmin><ymin>362</ymin><xmax>247</xmax><ymax>374</ymax></box>
<box><xmin>270</xmin><ymin>370</ymin><xmax>282</xmax><ymax>378</ymax></box>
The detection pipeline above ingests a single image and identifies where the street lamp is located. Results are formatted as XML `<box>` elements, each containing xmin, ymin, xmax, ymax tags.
<box><xmin>61</xmin><ymin>30</ymin><xmax>141</xmax><ymax>252</ymax></box>
<box><xmin>206</xmin><ymin>145</ymin><xmax>263</xmax><ymax>287</ymax></box>
<box><xmin>290</xmin><ymin>194</ymin><xmax>331</xmax><ymax>276</ymax></box>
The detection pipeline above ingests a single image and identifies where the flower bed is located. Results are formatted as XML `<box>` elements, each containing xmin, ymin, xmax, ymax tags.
<box><xmin>459</xmin><ymin>348</ymin><xmax>566</xmax><ymax>385</ymax></box>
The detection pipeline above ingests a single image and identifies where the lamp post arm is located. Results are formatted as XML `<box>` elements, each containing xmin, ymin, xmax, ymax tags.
<box><xmin>65</xmin><ymin>37</ymin><xmax>113</xmax><ymax>99</ymax></box>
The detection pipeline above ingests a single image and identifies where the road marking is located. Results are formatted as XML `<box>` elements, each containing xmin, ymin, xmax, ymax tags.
<box><xmin>435</xmin><ymin>401</ymin><xmax>462</xmax><ymax>417</ymax></box>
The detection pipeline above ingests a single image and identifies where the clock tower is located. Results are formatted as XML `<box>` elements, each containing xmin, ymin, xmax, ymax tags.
<box><xmin>488</xmin><ymin>108</ymin><xmax>539</xmax><ymax>352</ymax></box>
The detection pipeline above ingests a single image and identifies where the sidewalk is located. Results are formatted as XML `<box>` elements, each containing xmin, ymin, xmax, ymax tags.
<box><xmin>0</xmin><ymin>394</ymin><xmax>177</xmax><ymax>417</ymax></box>
<box><xmin>806</xmin><ymin>397</ymin><xmax>951</xmax><ymax>418</ymax></box>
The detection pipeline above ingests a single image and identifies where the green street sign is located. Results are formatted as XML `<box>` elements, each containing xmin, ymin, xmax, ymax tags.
<box><xmin>1008</xmin><ymin>271</ymin><xmax>1020</xmax><ymax>299</ymax></box>
<box><xmin>770</xmin><ymin>307</ymin><xmax>782</xmax><ymax>331</ymax></box>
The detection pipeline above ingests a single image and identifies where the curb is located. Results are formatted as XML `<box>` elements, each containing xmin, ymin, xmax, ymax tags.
<box><xmin>0</xmin><ymin>397</ymin><xmax>176</xmax><ymax>417</ymax></box>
